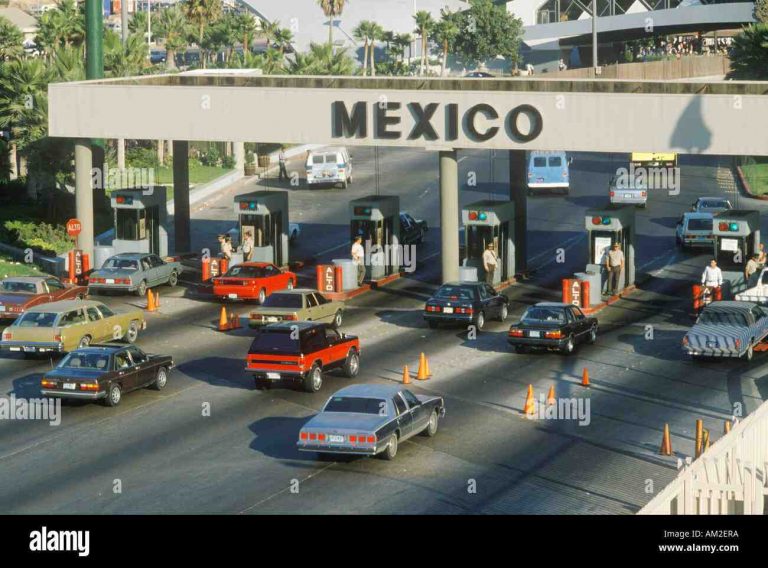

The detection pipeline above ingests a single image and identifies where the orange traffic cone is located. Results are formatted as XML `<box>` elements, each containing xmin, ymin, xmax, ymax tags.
<box><xmin>581</xmin><ymin>367</ymin><xmax>590</xmax><ymax>387</ymax></box>
<box><xmin>523</xmin><ymin>384</ymin><xmax>535</xmax><ymax>417</ymax></box>
<box><xmin>146</xmin><ymin>289</ymin><xmax>156</xmax><ymax>312</ymax></box>
<box><xmin>402</xmin><ymin>365</ymin><xmax>411</xmax><ymax>385</ymax></box>
<box><xmin>154</xmin><ymin>290</ymin><xmax>160</xmax><ymax>308</ymax></box>
<box><xmin>724</xmin><ymin>419</ymin><xmax>731</xmax><ymax>435</ymax></box>
<box><xmin>218</xmin><ymin>306</ymin><xmax>230</xmax><ymax>331</ymax></box>
<box><xmin>546</xmin><ymin>385</ymin><xmax>556</xmax><ymax>406</ymax></box>
<box><xmin>416</xmin><ymin>353</ymin><xmax>430</xmax><ymax>380</ymax></box>
<box><xmin>660</xmin><ymin>423</ymin><xmax>672</xmax><ymax>456</ymax></box>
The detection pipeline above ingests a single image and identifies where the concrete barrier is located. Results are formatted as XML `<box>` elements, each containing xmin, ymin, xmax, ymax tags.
<box><xmin>546</xmin><ymin>55</ymin><xmax>731</xmax><ymax>81</ymax></box>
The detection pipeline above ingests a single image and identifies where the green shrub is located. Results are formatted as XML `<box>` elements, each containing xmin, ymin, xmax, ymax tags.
<box><xmin>2</xmin><ymin>220</ymin><xmax>74</xmax><ymax>256</ymax></box>
<box><xmin>126</xmin><ymin>146</ymin><xmax>159</xmax><ymax>169</ymax></box>
<box><xmin>201</xmin><ymin>146</ymin><xmax>221</xmax><ymax>167</ymax></box>
<box><xmin>221</xmin><ymin>155</ymin><xmax>235</xmax><ymax>169</ymax></box>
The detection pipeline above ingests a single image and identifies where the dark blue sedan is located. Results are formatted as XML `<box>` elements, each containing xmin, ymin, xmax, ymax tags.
<box><xmin>423</xmin><ymin>281</ymin><xmax>509</xmax><ymax>330</ymax></box>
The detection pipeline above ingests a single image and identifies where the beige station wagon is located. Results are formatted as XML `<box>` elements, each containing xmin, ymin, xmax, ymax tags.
<box><xmin>0</xmin><ymin>300</ymin><xmax>145</xmax><ymax>355</ymax></box>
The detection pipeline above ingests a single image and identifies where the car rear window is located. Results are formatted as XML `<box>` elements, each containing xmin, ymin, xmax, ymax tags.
<box><xmin>248</xmin><ymin>330</ymin><xmax>300</xmax><ymax>354</ymax></box>
<box><xmin>262</xmin><ymin>293</ymin><xmax>303</xmax><ymax>308</ymax></box>
<box><xmin>548</xmin><ymin>157</ymin><xmax>562</xmax><ymax>167</ymax></box>
<box><xmin>225</xmin><ymin>266</ymin><xmax>264</xmax><ymax>278</ymax></box>
<box><xmin>698</xmin><ymin>310</ymin><xmax>749</xmax><ymax>327</ymax></box>
<box><xmin>532</xmin><ymin>157</ymin><xmax>546</xmax><ymax>168</ymax></box>
<box><xmin>59</xmin><ymin>353</ymin><xmax>110</xmax><ymax>370</ymax></box>
<box><xmin>324</xmin><ymin>397</ymin><xmax>386</xmax><ymax>415</ymax></box>
<box><xmin>311</xmin><ymin>154</ymin><xmax>325</xmax><ymax>165</ymax></box>
<box><xmin>15</xmin><ymin>312</ymin><xmax>58</xmax><ymax>327</ymax></box>
<box><xmin>522</xmin><ymin>307</ymin><xmax>566</xmax><ymax>323</ymax></box>
<box><xmin>103</xmin><ymin>258</ymin><xmax>138</xmax><ymax>270</ymax></box>
<box><xmin>687</xmin><ymin>218</ymin><xmax>712</xmax><ymax>231</ymax></box>
<box><xmin>1</xmin><ymin>281</ymin><xmax>36</xmax><ymax>293</ymax></box>
<box><xmin>434</xmin><ymin>286</ymin><xmax>476</xmax><ymax>301</ymax></box>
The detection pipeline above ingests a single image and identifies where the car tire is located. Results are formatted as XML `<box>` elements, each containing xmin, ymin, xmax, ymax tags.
<box><xmin>422</xmin><ymin>410</ymin><xmax>439</xmax><ymax>437</ymax></box>
<box><xmin>258</xmin><ymin>288</ymin><xmax>266</xmax><ymax>304</ymax></box>
<box><xmin>342</xmin><ymin>349</ymin><xmax>359</xmax><ymax>378</ymax></box>
<box><xmin>498</xmin><ymin>304</ymin><xmax>508</xmax><ymax>322</ymax></box>
<box><xmin>561</xmin><ymin>335</ymin><xmax>575</xmax><ymax>355</ymax></box>
<box><xmin>745</xmin><ymin>343</ymin><xmax>754</xmax><ymax>362</ymax></box>
<box><xmin>168</xmin><ymin>271</ymin><xmax>178</xmax><ymax>287</ymax></box>
<box><xmin>136</xmin><ymin>280</ymin><xmax>148</xmax><ymax>297</ymax></box>
<box><xmin>104</xmin><ymin>383</ymin><xmax>122</xmax><ymax>407</ymax></box>
<box><xmin>303</xmin><ymin>363</ymin><xmax>323</xmax><ymax>393</ymax></box>
<box><xmin>151</xmin><ymin>366</ymin><xmax>168</xmax><ymax>390</ymax></box>
<box><xmin>332</xmin><ymin>310</ymin><xmax>343</xmax><ymax>329</ymax></box>
<box><xmin>380</xmin><ymin>433</ymin><xmax>398</xmax><ymax>460</ymax></box>
<box><xmin>341</xmin><ymin>180</ymin><xmax>348</xmax><ymax>189</ymax></box>
<box><xmin>78</xmin><ymin>335</ymin><xmax>92</xmax><ymax>349</ymax></box>
<box><xmin>254</xmin><ymin>378</ymin><xmax>270</xmax><ymax>390</ymax></box>
<box><xmin>124</xmin><ymin>321</ymin><xmax>139</xmax><ymax>344</ymax></box>
<box><xmin>475</xmin><ymin>311</ymin><xmax>485</xmax><ymax>331</ymax></box>
<box><xmin>587</xmin><ymin>326</ymin><xmax>597</xmax><ymax>344</ymax></box>
<box><xmin>427</xmin><ymin>320</ymin><xmax>438</xmax><ymax>329</ymax></box>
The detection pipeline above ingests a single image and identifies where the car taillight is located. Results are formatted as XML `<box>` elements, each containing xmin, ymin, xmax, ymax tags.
<box><xmin>309</xmin><ymin>433</ymin><xmax>317</xmax><ymax>441</ymax></box>
<box><xmin>2</xmin><ymin>331</ymin><xmax>11</xmax><ymax>340</ymax></box>
<box><xmin>367</xmin><ymin>435</ymin><xmax>376</xmax><ymax>443</ymax></box>
<box><xmin>641</xmin><ymin>191</ymin><xmax>647</xmax><ymax>197</ymax></box>
<box><xmin>508</xmin><ymin>329</ymin><xmax>523</xmax><ymax>337</ymax></box>
<box><xmin>317</xmin><ymin>433</ymin><xmax>326</xmax><ymax>441</ymax></box>
<box><xmin>80</xmin><ymin>382</ymin><xmax>99</xmax><ymax>391</ymax></box>
<box><xmin>682</xmin><ymin>336</ymin><xmax>689</xmax><ymax>346</ymax></box>
<box><xmin>545</xmin><ymin>330</ymin><xmax>562</xmax><ymax>339</ymax></box>
<box><xmin>41</xmin><ymin>379</ymin><xmax>56</xmax><ymax>388</ymax></box>
<box><xmin>283</xmin><ymin>314</ymin><xmax>297</xmax><ymax>321</ymax></box>
<box><xmin>349</xmin><ymin>435</ymin><xmax>357</xmax><ymax>443</ymax></box>
<box><xmin>562</xmin><ymin>171</ymin><xmax>568</xmax><ymax>177</ymax></box>
<box><xmin>53</xmin><ymin>335</ymin><xmax>62</xmax><ymax>342</ymax></box>
<box><xmin>735</xmin><ymin>339</ymin><xmax>741</xmax><ymax>348</ymax></box>
<box><xmin>609</xmin><ymin>191</ymin><xmax>615</xmax><ymax>197</ymax></box>
<box><xmin>527</xmin><ymin>172</ymin><xmax>532</xmax><ymax>178</ymax></box>
<box><xmin>300</xmin><ymin>432</ymin><xmax>308</xmax><ymax>440</ymax></box>
<box><xmin>455</xmin><ymin>307</ymin><xmax>473</xmax><ymax>314</ymax></box>
<box><xmin>120</xmin><ymin>278</ymin><xmax>131</xmax><ymax>285</ymax></box>
<box><xmin>426</xmin><ymin>305</ymin><xmax>441</xmax><ymax>312</ymax></box>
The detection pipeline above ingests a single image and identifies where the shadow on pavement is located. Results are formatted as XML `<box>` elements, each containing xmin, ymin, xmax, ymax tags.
<box><xmin>248</xmin><ymin>415</ymin><xmax>316</xmax><ymax>461</ymax></box>
<box><xmin>178</xmin><ymin>357</ymin><xmax>253</xmax><ymax>390</ymax></box>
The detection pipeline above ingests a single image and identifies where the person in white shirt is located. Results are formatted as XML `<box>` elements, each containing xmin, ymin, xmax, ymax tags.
<box><xmin>482</xmin><ymin>243</ymin><xmax>498</xmax><ymax>284</ymax></box>
<box><xmin>351</xmin><ymin>236</ymin><xmax>365</xmax><ymax>286</ymax></box>
<box><xmin>242</xmin><ymin>230</ymin><xmax>255</xmax><ymax>262</ymax></box>
<box><xmin>701</xmin><ymin>259</ymin><xmax>723</xmax><ymax>289</ymax></box>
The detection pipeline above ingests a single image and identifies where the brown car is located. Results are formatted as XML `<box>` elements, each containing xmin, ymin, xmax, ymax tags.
<box><xmin>0</xmin><ymin>276</ymin><xmax>87</xmax><ymax>321</ymax></box>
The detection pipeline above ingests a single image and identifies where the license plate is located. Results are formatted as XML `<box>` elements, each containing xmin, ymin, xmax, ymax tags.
<box><xmin>22</xmin><ymin>346</ymin><xmax>36</xmax><ymax>352</ymax></box>
<box><xmin>328</xmin><ymin>435</ymin><xmax>344</xmax><ymax>443</ymax></box>
<box><xmin>228</xmin><ymin>294</ymin><xmax>238</xmax><ymax>299</ymax></box>
<box><xmin>529</xmin><ymin>331</ymin><xmax>541</xmax><ymax>338</ymax></box>
<box><xmin>443</xmin><ymin>307</ymin><xmax>454</xmax><ymax>314</ymax></box>
<box><xmin>0</xmin><ymin>306</ymin><xmax>5</xmax><ymax>312</ymax></box>
<box><xmin>266</xmin><ymin>317</ymin><xmax>278</xmax><ymax>322</ymax></box>
<box><xmin>105</xmin><ymin>279</ymin><xmax>115</xmax><ymax>284</ymax></box>
<box><xmin>63</xmin><ymin>383</ymin><xmax>76</xmax><ymax>390</ymax></box>
<box><xmin>266</xmin><ymin>372</ymin><xmax>280</xmax><ymax>380</ymax></box>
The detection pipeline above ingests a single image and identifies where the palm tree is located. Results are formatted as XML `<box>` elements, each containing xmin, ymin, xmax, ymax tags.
<box><xmin>433</xmin><ymin>13</ymin><xmax>459</xmax><ymax>77</ymax></box>
<box><xmin>0</xmin><ymin>16</ymin><xmax>23</xmax><ymax>61</ymax></box>
<box><xmin>155</xmin><ymin>6</ymin><xmax>188</xmax><ymax>69</ymax></box>
<box><xmin>316</xmin><ymin>0</ymin><xmax>346</xmax><ymax>49</ymax></box>
<box><xmin>413</xmin><ymin>10</ymin><xmax>435</xmax><ymax>76</ymax></box>
<box><xmin>53</xmin><ymin>44</ymin><xmax>86</xmax><ymax>81</ymax></box>
<box><xmin>394</xmin><ymin>33</ymin><xmax>412</xmax><ymax>63</ymax></box>
<box><xmin>128</xmin><ymin>11</ymin><xmax>148</xmax><ymax>39</ymax></box>
<box><xmin>352</xmin><ymin>20</ymin><xmax>372</xmax><ymax>76</ymax></box>
<box><xmin>368</xmin><ymin>22</ymin><xmax>384</xmax><ymax>76</ymax></box>
<box><xmin>272</xmin><ymin>27</ymin><xmax>294</xmax><ymax>55</ymax></box>
<box><xmin>183</xmin><ymin>0</ymin><xmax>223</xmax><ymax>68</ymax></box>
<box><xmin>235</xmin><ymin>12</ymin><xmax>259</xmax><ymax>54</ymax></box>
<box><xmin>288</xmin><ymin>42</ymin><xmax>354</xmax><ymax>75</ymax></box>
<box><xmin>104</xmin><ymin>30</ymin><xmax>149</xmax><ymax>77</ymax></box>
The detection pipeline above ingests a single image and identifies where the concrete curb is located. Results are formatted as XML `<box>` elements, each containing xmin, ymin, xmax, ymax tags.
<box><xmin>735</xmin><ymin>165</ymin><xmax>768</xmax><ymax>201</ymax></box>
<box><xmin>167</xmin><ymin>169</ymin><xmax>243</xmax><ymax>215</ymax></box>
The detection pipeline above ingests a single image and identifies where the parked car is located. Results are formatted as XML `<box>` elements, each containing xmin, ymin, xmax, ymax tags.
<box><xmin>675</xmin><ymin>212</ymin><xmax>714</xmax><ymax>250</ymax></box>
<box><xmin>0</xmin><ymin>276</ymin><xmax>87</xmax><ymax>321</ymax></box>
<box><xmin>305</xmin><ymin>147</ymin><xmax>352</xmax><ymax>189</ymax></box>
<box><xmin>89</xmin><ymin>253</ymin><xmax>182</xmax><ymax>297</ymax></box>
<box><xmin>248</xmin><ymin>289</ymin><xmax>344</xmax><ymax>328</ymax></box>
<box><xmin>399</xmin><ymin>212</ymin><xmax>428</xmax><ymax>246</ymax></box>
<box><xmin>423</xmin><ymin>282</ymin><xmax>509</xmax><ymax>330</ymax></box>
<box><xmin>297</xmin><ymin>384</ymin><xmax>445</xmax><ymax>461</ymax></box>
<box><xmin>0</xmin><ymin>300</ymin><xmax>145</xmax><ymax>355</ymax></box>
<box><xmin>682</xmin><ymin>301</ymin><xmax>768</xmax><ymax>361</ymax></box>
<box><xmin>691</xmin><ymin>197</ymin><xmax>733</xmax><ymax>215</ymax></box>
<box><xmin>212</xmin><ymin>262</ymin><xmax>297</xmax><ymax>303</ymax></box>
<box><xmin>40</xmin><ymin>344</ymin><xmax>173</xmax><ymax>407</ymax></box>
<box><xmin>736</xmin><ymin>268</ymin><xmax>768</xmax><ymax>304</ymax></box>
<box><xmin>246</xmin><ymin>321</ymin><xmax>359</xmax><ymax>392</ymax></box>
<box><xmin>464</xmin><ymin>71</ymin><xmax>495</xmax><ymax>78</ymax></box>
<box><xmin>507</xmin><ymin>302</ymin><xmax>598</xmax><ymax>355</ymax></box>
<box><xmin>609</xmin><ymin>174</ymin><xmax>648</xmax><ymax>208</ymax></box>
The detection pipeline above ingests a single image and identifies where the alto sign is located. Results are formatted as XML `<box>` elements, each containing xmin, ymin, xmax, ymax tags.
<box><xmin>331</xmin><ymin>101</ymin><xmax>543</xmax><ymax>145</ymax></box>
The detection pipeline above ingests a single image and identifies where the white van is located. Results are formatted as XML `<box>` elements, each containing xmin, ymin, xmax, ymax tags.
<box><xmin>305</xmin><ymin>147</ymin><xmax>352</xmax><ymax>189</ymax></box>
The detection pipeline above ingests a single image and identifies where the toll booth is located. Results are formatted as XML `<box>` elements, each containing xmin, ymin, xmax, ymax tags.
<box><xmin>111</xmin><ymin>188</ymin><xmax>169</xmax><ymax>257</ymax></box>
<box><xmin>234</xmin><ymin>190</ymin><xmax>289</xmax><ymax>267</ymax></box>
<box><xmin>713</xmin><ymin>210</ymin><xmax>761</xmax><ymax>297</ymax></box>
<box><xmin>461</xmin><ymin>200</ymin><xmax>515</xmax><ymax>285</ymax></box>
<box><xmin>349</xmin><ymin>195</ymin><xmax>401</xmax><ymax>281</ymax></box>
<box><xmin>585</xmin><ymin>205</ymin><xmax>636</xmax><ymax>294</ymax></box>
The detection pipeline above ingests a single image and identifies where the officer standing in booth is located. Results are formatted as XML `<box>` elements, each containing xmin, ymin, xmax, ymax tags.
<box><xmin>482</xmin><ymin>243</ymin><xmax>498</xmax><ymax>285</ymax></box>
<box><xmin>351</xmin><ymin>236</ymin><xmax>365</xmax><ymax>287</ymax></box>
<box><xmin>605</xmin><ymin>242</ymin><xmax>625</xmax><ymax>296</ymax></box>
<box><xmin>242</xmin><ymin>230</ymin><xmax>255</xmax><ymax>262</ymax></box>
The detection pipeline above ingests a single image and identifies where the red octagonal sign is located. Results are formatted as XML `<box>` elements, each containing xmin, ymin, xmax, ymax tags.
<box><xmin>66</xmin><ymin>218</ymin><xmax>82</xmax><ymax>237</ymax></box>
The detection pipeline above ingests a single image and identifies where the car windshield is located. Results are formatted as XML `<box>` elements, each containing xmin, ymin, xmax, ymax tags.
<box><xmin>15</xmin><ymin>312</ymin><xmax>58</xmax><ymax>327</ymax></box>
<box><xmin>58</xmin><ymin>352</ymin><xmax>110</xmax><ymax>370</ymax></box>
<box><xmin>248</xmin><ymin>331</ymin><xmax>300</xmax><ymax>354</ymax></box>
<box><xmin>225</xmin><ymin>266</ymin><xmax>264</xmax><ymax>278</ymax></box>
<box><xmin>700</xmin><ymin>200</ymin><xmax>730</xmax><ymax>209</ymax></box>
<box><xmin>687</xmin><ymin>218</ymin><xmax>713</xmax><ymax>231</ymax></box>
<box><xmin>262</xmin><ymin>294</ymin><xmax>303</xmax><ymax>308</ymax></box>
<box><xmin>434</xmin><ymin>286</ymin><xmax>475</xmax><ymax>301</ymax></box>
<box><xmin>698</xmin><ymin>310</ymin><xmax>749</xmax><ymax>327</ymax></box>
<box><xmin>324</xmin><ymin>396</ymin><xmax>386</xmax><ymax>415</ymax></box>
<box><xmin>522</xmin><ymin>307</ymin><xmax>566</xmax><ymax>323</ymax></box>
<box><xmin>103</xmin><ymin>258</ymin><xmax>138</xmax><ymax>270</ymax></box>
<box><xmin>0</xmin><ymin>281</ymin><xmax>36</xmax><ymax>293</ymax></box>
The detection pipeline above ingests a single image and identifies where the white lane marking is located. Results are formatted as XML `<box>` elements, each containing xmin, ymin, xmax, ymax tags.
<box><xmin>315</xmin><ymin>241</ymin><xmax>349</xmax><ymax>257</ymax></box>
<box><xmin>238</xmin><ymin>463</ymin><xmax>338</xmax><ymax>514</ymax></box>
<box><xmin>528</xmin><ymin>234</ymin><xmax>585</xmax><ymax>270</ymax></box>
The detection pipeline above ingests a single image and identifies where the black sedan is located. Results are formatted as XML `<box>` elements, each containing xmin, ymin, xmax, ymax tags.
<box><xmin>507</xmin><ymin>302</ymin><xmax>598</xmax><ymax>355</ymax></box>
<box><xmin>423</xmin><ymin>281</ymin><xmax>509</xmax><ymax>330</ymax></box>
<box><xmin>399</xmin><ymin>211</ymin><xmax>428</xmax><ymax>246</ymax></box>
<box><xmin>40</xmin><ymin>344</ymin><xmax>174</xmax><ymax>407</ymax></box>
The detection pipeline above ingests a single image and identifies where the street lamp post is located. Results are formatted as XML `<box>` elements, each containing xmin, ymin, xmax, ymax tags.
<box><xmin>592</xmin><ymin>0</ymin><xmax>598</xmax><ymax>73</ymax></box>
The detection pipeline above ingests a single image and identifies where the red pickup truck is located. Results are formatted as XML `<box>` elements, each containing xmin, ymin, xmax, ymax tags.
<box><xmin>246</xmin><ymin>321</ymin><xmax>360</xmax><ymax>392</ymax></box>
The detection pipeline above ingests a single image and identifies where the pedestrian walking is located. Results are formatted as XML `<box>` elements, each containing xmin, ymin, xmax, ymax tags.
<box><xmin>605</xmin><ymin>242</ymin><xmax>625</xmax><ymax>296</ymax></box>
<box><xmin>278</xmin><ymin>146</ymin><xmax>288</xmax><ymax>181</ymax></box>
<box><xmin>482</xmin><ymin>242</ymin><xmax>498</xmax><ymax>285</ymax></box>
<box><xmin>701</xmin><ymin>259</ymin><xmax>723</xmax><ymax>292</ymax></box>
<box><xmin>746</xmin><ymin>253</ymin><xmax>760</xmax><ymax>287</ymax></box>
<box><xmin>351</xmin><ymin>236</ymin><xmax>366</xmax><ymax>287</ymax></box>
<box><xmin>242</xmin><ymin>230</ymin><xmax>255</xmax><ymax>262</ymax></box>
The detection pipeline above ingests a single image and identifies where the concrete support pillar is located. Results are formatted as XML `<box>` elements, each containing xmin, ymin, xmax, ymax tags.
<box><xmin>439</xmin><ymin>149</ymin><xmax>460</xmax><ymax>283</ymax></box>
<box><xmin>92</xmin><ymin>143</ymin><xmax>106</xmax><ymax>215</ymax></box>
<box><xmin>157</xmin><ymin>139</ymin><xmax>165</xmax><ymax>165</ymax></box>
<box><xmin>117</xmin><ymin>138</ymin><xmax>125</xmax><ymax>170</ymax></box>
<box><xmin>167</xmin><ymin>140</ymin><xmax>174</xmax><ymax>158</ymax></box>
<box><xmin>173</xmin><ymin>140</ymin><xmax>190</xmax><ymax>254</ymax></box>
<box><xmin>509</xmin><ymin>149</ymin><xmax>527</xmax><ymax>275</ymax></box>
<box><xmin>75</xmin><ymin>140</ymin><xmax>95</xmax><ymax>259</ymax></box>
<box><xmin>233</xmin><ymin>141</ymin><xmax>245</xmax><ymax>172</ymax></box>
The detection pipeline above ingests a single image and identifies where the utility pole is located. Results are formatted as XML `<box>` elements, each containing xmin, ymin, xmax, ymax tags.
<box><xmin>592</xmin><ymin>0</ymin><xmax>598</xmax><ymax>73</ymax></box>
<box><xmin>121</xmin><ymin>0</ymin><xmax>128</xmax><ymax>43</ymax></box>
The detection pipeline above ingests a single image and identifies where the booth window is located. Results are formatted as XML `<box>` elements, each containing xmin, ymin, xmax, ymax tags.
<box><xmin>716</xmin><ymin>235</ymin><xmax>753</xmax><ymax>271</ymax></box>
<box><xmin>115</xmin><ymin>209</ymin><xmax>147</xmax><ymax>240</ymax></box>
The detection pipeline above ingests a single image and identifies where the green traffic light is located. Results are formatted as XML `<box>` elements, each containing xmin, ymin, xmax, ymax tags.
<box><xmin>729</xmin><ymin>222</ymin><xmax>738</xmax><ymax>231</ymax></box>
<box><xmin>478</xmin><ymin>212</ymin><xmax>487</xmax><ymax>221</ymax></box>
<box><xmin>601</xmin><ymin>217</ymin><xmax>611</xmax><ymax>225</ymax></box>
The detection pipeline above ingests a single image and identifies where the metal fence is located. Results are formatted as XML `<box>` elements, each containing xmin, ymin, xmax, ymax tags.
<box><xmin>639</xmin><ymin>399</ymin><xmax>768</xmax><ymax>514</ymax></box>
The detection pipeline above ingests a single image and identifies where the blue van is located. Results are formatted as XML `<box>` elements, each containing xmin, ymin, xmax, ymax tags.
<box><xmin>527</xmin><ymin>151</ymin><xmax>570</xmax><ymax>195</ymax></box>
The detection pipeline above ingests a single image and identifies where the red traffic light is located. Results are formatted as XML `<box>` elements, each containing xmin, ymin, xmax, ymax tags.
<box><xmin>468</xmin><ymin>211</ymin><xmax>478</xmax><ymax>220</ymax></box>
<box><xmin>591</xmin><ymin>216</ymin><xmax>602</xmax><ymax>225</ymax></box>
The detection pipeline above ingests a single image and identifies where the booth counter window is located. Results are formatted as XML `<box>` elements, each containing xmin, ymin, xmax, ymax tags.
<box><xmin>115</xmin><ymin>209</ymin><xmax>147</xmax><ymax>241</ymax></box>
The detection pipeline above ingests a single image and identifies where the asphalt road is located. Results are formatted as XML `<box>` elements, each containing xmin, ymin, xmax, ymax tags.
<box><xmin>1</xmin><ymin>148</ymin><xmax>767</xmax><ymax>514</ymax></box>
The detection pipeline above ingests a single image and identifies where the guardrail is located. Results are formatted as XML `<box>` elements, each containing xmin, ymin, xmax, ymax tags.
<box><xmin>547</xmin><ymin>55</ymin><xmax>731</xmax><ymax>81</ymax></box>
<box><xmin>639</xmin><ymin>399</ymin><xmax>768</xmax><ymax>514</ymax></box>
